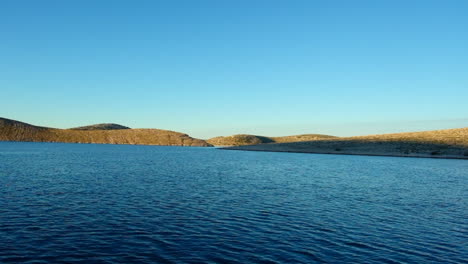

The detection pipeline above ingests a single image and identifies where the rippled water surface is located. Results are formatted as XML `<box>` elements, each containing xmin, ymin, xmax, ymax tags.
<box><xmin>1</xmin><ymin>142</ymin><xmax>467</xmax><ymax>263</ymax></box>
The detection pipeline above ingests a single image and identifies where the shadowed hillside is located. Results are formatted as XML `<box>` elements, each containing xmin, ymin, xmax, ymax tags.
<box><xmin>207</xmin><ymin>134</ymin><xmax>274</xmax><ymax>146</ymax></box>
<box><xmin>224</xmin><ymin>128</ymin><xmax>468</xmax><ymax>159</ymax></box>
<box><xmin>207</xmin><ymin>134</ymin><xmax>336</xmax><ymax>146</ymax></box>
<box><xmin>0</xmin><ymin>117</ymin><xmax>211</xmax><ymax>147</ymax></box>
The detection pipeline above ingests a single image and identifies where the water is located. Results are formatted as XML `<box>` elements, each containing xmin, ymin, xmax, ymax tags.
<box><xmin>0</xmin><ymin>142</ymin><xmax>467</xmax><ymax>263</ymax></box>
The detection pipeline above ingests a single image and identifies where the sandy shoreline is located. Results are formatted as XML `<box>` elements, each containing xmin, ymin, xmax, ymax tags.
<box><xmin>221</xmin><ymin>127</ymin><xmax>468</xmax><ymax>160</ymax></box>
<box><xmin>222</xmin><ymin>147</ymin><xmax>468</xmax><ymax>160</ymax></box>
<box><xmin>223</xmin><ymin>136</ymin><xmax>468</xmax><ymax>160</ymax></box>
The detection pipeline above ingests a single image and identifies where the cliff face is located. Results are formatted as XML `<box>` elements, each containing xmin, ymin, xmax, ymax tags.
<box><xmin>0</xmin><ymin>118</ymin><xmax>212</xmax><ymax>147</ymax></box>
<box><xmin>207</xmin><ymin>134</ymin><xmax>336</xmax><ymax>146</ymax></box>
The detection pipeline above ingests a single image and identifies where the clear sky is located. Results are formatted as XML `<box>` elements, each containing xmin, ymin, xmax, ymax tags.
<box><xmin>1</xmin><ymin>0</ymin><xmax>467</xmax><ymax>138</ymax></box>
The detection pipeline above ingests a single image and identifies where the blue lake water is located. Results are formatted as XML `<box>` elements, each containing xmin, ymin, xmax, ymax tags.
<box><xmin>0</xmin><ymin>142</ymin><xmax>467</xmax><ymax>263</ymax></box>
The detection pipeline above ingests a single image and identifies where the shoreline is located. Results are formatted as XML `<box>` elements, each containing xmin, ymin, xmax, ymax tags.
<box><xmin>2</xmin><ymin>140</ymin><xmax>467</xmax><ymax>160</ymax></box>
<box><xmin>0</xmin><ymin>140</ymin><xmax>213</xmax><ymax>147</ymax></box>
<box><xmin>222</xmin><ymin>146</ymin><xmax>468</xmax><ymax>160</ymax></box>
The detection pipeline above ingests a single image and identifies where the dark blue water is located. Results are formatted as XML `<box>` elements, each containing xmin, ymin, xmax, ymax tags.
<box><xmin>0</xmin><ymin>142</ymin><xmax>467</xmax><ymax>263</ymax></box>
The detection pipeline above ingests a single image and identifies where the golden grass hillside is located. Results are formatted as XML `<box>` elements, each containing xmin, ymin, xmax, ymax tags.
<box><xmin>224</xmin><ymin>128</ymin><xmax>468</xmax><ymax>159</ymax></box>
<box><xmin>207</xmin><ymin>134</ymin><xmax>336</xmax><ymax>146</ymax></box>
<box><xmin>0</xmin><ymin>117</ymin><xmax>211</xmax><ymax>147</ymax></box>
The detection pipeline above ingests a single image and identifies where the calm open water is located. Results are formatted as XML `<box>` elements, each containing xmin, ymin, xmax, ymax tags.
<box><xmin>0</xmin><ymin>142</ymin><xmax>467</xmax><ymax>263</ymax></box>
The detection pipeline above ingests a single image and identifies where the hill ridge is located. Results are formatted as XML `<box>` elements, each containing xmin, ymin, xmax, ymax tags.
<box><xmin>207</xmin><ymin>133</ymin><xmax>336</xmax><ymax>146</ymax></box>
<box><xmin>224</xmin><ymin>127</ymin><xmax>468</xmax><ymax>159</ymax></box>
<box><xmin>0</xmin><ymin>117</ymin><xmax>211</xmax><ymax>147</ymax></box>
<box><xmin>70</xmin><ymin>123</ymin><xmax>130</xmax><ymax>130</ymax></box>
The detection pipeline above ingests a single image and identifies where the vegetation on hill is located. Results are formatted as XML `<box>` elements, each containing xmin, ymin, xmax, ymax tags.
<box><xmin>0</xmin><ymin>117</ymin><xmax>211</xmax><ymax>147</ymax></box>
<box><xmin>207</xmin><ymin>134</ymin><xmax>336</xmax><ymax>146</ymax></box>
<box><xmin>224</xmin><ymin>128</ymin><xmax>468</xmax><ymax>159</ymax></box>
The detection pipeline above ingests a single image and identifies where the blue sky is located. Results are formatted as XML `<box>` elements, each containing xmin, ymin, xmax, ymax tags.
<box><xmin>1</xmin><ymin>0</ymin><xmax>467</xmax><ymax>138</ymax></box>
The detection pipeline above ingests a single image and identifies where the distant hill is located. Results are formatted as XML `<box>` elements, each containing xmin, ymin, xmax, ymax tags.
<box><xmin>207</xmin><ymin>134</ymin><xmax>336</xmax><ymax>146</ymax></box>
<box><xmin>0</xmin><ymin>117</ymin><xmax>211</xmax><ymax>147</ymax></box>
<box><xmin>270</xmin><ymin>134</ymin><xmax>337</xmax><ymax>143</ymax></box>
<box><xmin>224</xmin><ymin>128</ymin><xmax>468</xmax><ymax>159</ymax></box>
<box><xmin>71</xmin><ymin>123</ymin><xmax>130</xmax><ymax>130</ymax></box>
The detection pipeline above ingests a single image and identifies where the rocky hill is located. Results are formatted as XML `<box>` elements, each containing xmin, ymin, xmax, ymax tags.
<box><xmin>224</xmin><ymin>128</ymin><xmax>468</xmax><ymax>159</ymax></box>
<box><xmin>0</xmin><ymin>117</ymin><xmax>211</xmax><ymax>147</ymax></box>
<box><xmin>71</xmin><ymin>123</ymin><xmax>130</xmax><ymax>130</ymax></box>
<box><xmin>207</xmin><ymin>134</ymin><xmax>336</xmax><ymax>146</ymax></box>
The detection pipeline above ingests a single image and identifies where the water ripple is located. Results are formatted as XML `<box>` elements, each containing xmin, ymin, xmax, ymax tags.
<box><xmin>0</xmin><ymin>142</ymin><xmax>467</xmax><ymax>263</ymax></box>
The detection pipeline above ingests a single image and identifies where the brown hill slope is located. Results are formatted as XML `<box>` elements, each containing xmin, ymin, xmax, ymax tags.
<box><xmin>71</xmin><ymin>123</ymin><xmax>130</xmax><ymax>130</ymax></box>
<box><xmin>0</xmin><ymin>117</ymin><xmax>211</xmax><ymax>147</ymax></box>
<box><xmin>224</xmin><ymin>128</ymin><xmax>468</xmax><ymax>159</ymax></box>
<box><xmin>207</xmin><ymin>134</ymin><xmax>274</xmax><ymax>146</ymax></box>
<box><xmin>207</xmin><ymin>134</ymin><xmax>336</xmax><ymax>146</ymax></box>
<box><xmin>270</xmin><ymin>134</ymin><xmax>337</xmax><ymax>143</ymax></box>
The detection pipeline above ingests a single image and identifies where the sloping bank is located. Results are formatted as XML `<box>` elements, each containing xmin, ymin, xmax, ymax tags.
<box><xmin>0</xmin><ymin>117</ymin><xmax>212</xmax><ymax>147</ymax></box>
<box><xmin>223</xmin><ymin>128</ymin><xmax>468</xmax><ymax>160</ymax></box>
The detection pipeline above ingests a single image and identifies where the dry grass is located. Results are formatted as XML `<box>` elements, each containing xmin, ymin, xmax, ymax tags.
<box><xmin>3</xmin><ymin>116</ymin><xmax>467</xmax><ymax>158</ymax></box>
<box><xmin>207</xmin><ymin>134</ymin><xmax>335</xmax><ymax>146</ymax></box>
<box><xmin>224</xmin><ymin>128</ymin><xmax>468</xmax><ymax>159</ymax></box>
<box><xmin>271</xmin><ymin>134</ymin><xmax>337</xmax><ymax>143</ymax></box>
<box><xmin>0</xmin><ymin>118</ymin><xmax>211</xmax><ymax>147</ymax></box>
